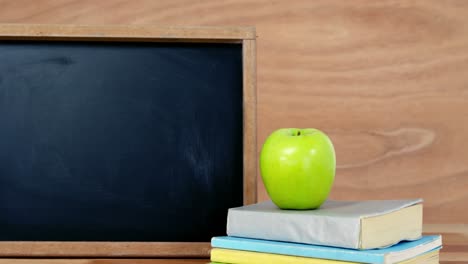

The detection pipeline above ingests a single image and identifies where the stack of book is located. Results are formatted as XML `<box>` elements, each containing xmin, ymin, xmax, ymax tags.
<box><xmin>211</xmin><ymin>199</ymin><xmax>442</xmax><ymax>263</ymax></box>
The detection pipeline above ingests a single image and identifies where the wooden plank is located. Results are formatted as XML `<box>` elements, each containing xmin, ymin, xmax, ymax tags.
<box><xmin>243</xmin><ymin>38</ymin><xmax>258</xmax><ymax>205</ymax></box>
<box><xmin>0</xmin><ymin>242</ymin><xmax>210</xmax><ymax>258</ymax></box>
<box><xmin>0</xmin><ymin>24</ymin><xmax>255</xmax><ymax>41</ymax></box>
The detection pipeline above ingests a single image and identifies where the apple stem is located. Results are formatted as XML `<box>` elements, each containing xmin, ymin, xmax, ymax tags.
<box><xmin>297</xmin><ymin>131</ymin><xmax>301</xmax><ymax>136</ymax></box>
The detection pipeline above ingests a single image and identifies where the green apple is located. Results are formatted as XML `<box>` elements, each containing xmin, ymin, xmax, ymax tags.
<box><xmin>260</xmin><ymin>128</ymin><xmax>336</xmax><ymax>210</ymax></box>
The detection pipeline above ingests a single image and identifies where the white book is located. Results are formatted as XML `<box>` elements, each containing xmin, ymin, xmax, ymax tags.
<box><xmin>227</xmin><ymin>199</ymin><xmax>423</xmax><ymax>249</ymax></box>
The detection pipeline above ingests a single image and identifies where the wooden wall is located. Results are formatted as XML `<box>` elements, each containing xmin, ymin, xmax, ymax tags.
<box><xmin>1</xmin><ymin>1</ymin><xmax>467</xmax><ymax>262</ymax></box>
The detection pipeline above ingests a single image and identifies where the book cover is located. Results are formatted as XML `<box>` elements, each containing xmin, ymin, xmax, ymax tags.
<box><xmin>210</xmin><ymin>247</ymin><xmax>440</xmax><ymax>264</ymax></box>
<box><xmin>211</xmin><ymin>235</ymin><xmax>441</xmax><ymax>264</ymax></box>
<box><xmin>211</xmin><ymin>248</ymin><xmax>350</xmax><ymax>264</ymax></box>
<box><xmin>227</xmin><ymin>199</ymin><xmax>422</xmax><ymax>249</ymax></box>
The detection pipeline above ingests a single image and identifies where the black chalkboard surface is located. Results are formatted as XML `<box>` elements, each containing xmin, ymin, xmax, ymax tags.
<box><xmin>0</xmin><ymin>41</ymin><xmax>244</xmax><ymax>242</ymax></box>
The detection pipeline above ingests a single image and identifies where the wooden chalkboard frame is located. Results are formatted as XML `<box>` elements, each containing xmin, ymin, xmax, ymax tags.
<box><xmin>0</xmin><ymin>24</ymin><xmax>257</xmax><ymax>258</ymax></box>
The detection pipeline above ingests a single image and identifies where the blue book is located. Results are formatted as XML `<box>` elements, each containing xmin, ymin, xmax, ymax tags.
<box><xmin>211</xmin><ymin>235</ymin><xmax>442</xmax><ymax>264</ymax></box>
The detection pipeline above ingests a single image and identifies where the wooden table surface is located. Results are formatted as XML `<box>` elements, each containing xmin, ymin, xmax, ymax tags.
<box><xmin>0</xmin><ymin>259</ymin><xmax>458</xmax><ymax>264</ymax></box>
<box><xmin>0</xmin><ymin>260</ymin><xmax>210</xmax><ymax>264</ymax></box>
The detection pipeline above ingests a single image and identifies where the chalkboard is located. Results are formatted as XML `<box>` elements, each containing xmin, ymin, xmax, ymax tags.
<box><xmin>0</xmin><ymin>25</ymin><xmax>256</xmax><ymax>257</ymax></box>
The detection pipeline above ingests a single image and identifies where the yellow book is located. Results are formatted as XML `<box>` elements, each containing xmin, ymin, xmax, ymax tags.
<box><xmin>210</xmin><ymin>248</ymin><xmax>439</xmax><ymax>264</ymax></box>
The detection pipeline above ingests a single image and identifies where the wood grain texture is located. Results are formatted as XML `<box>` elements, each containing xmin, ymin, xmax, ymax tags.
<box><xmin>243</xmin><ymin>38</ymin><xmax>258</xmax><ymax>205</ymax></box>
<box><xmin>0</xmin><ymin>24</ymin><xmax>254</xmax><ymax>41</ymax></box>
<box><xmin>0</xmin><ymin>0</ymin><xmax>467</xmax><ymax>260</ymax></box>
<box><xmin>0</xmin><ymin>242</ymin><xmax>211</xmax><ymax>258</ymax></box>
